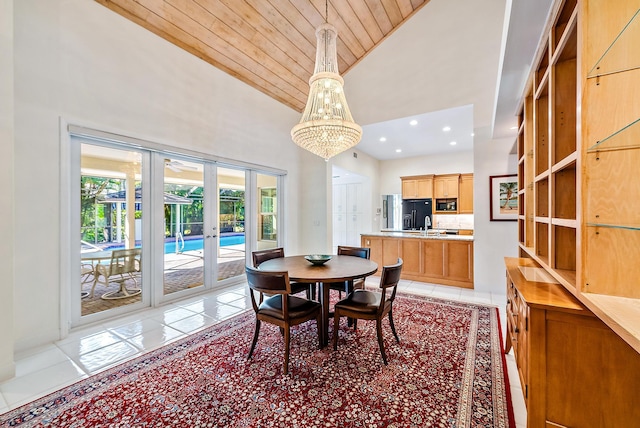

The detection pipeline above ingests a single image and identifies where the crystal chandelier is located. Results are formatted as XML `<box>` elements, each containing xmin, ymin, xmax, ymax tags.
<box><xmin>291</xmin><ymin>3</ymin><xmax>362</xmax><ymax>161</ymax></box>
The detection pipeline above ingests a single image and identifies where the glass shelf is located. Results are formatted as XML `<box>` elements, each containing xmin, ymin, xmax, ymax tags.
<box><xmin>586</xmin><ymin>223</ymin><xmax>640</xmax><ymax>231</ymax></box>
<box><xmin>588</xmin><ymin>117</ymin><xmax>640</xmax><ymax>152</ymax></box>
<box><xmin>587</xmin><ymin>9</ymin><xmax>640</xmax><ymax>78</ymax></box>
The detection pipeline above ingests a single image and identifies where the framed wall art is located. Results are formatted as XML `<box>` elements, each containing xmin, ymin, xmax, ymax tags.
<box><xmin>489</xmin><ymin>174</ymin><xmax>518</xmax><ymax>221</ymax></box>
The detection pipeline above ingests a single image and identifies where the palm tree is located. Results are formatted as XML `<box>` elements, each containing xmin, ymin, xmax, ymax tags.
<box><xmin>500</xmin><ymin>182</ymin><xmax>518</xmax><ymax>210</ymax></box>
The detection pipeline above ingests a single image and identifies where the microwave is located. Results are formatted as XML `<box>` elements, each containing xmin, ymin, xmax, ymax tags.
<box><xmin>436</xmin><ymin>198</ymin><xmax>457</xmax><ymax>212</ymax></box>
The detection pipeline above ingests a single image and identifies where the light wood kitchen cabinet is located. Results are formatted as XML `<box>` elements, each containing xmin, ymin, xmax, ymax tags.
<box><xmin>446</xmin><ymin>240</ymin><xmax>473</xmax><ymax>282</ymax></box>
<box><xmin>366</xmin><ymin>236</ymin><xmax>383</xmax><ymax>269</ymax></box>
<box><xmin>505</xmin><ymin>257</ymin><xmax>640</xmax><ymax>427</ymax></box>
<box><xmin>421</xmin><ymin>240</ymin><xmax>444</xmax><ymax>278</ymax></box>
<box><xmin>361</xmin><ymin>235</ymin><xmax>473</xmax><ymax>288</ymax></box>
<box><xmin>362</xmin><ymin>235</ymin><xmax>401</xmax><ymax>270</ymax></box>
<box><xmin>433</xmin><ymin>174</ymin><xmax>459</xmax><ymax>198</ymax></box>
<box><xmin>458</xmin><ymin>173</ymin><xmax>473</xmax><ymax>214</ymax></box>
<box><xmin>401</xmin><ymin>175</ymin><xmax>433</xmax><ymax>199</ymax></box>
<box><xmin>400</xmin><ymin>238</ymin><xmax>421</xmax><ymax>276</ymax></box>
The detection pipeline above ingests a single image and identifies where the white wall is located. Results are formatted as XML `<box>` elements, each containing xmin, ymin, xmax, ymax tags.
<box><xmin>11</xmin><ymin>0</ymin><xmax>312</xmax><ymax>352</ymax></box>
<box><xmin>472</xmin><ymin>130</ymin><xmax>518</xmax><ymax>293</ymax></box>
<box><xmin>379</xmin><ymin>151</ymin><xmax>474</xmax><ymax>195</ymax></box>
<box><xmin>0</xmin><ymin>0</ymin><xmax>15</xmax><ymax>381</ymax></box>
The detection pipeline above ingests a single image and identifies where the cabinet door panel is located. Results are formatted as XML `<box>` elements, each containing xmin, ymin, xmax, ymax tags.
<box><xmin>402</xmin><ymin>180</ymin><xmax>417</xmax><ymax>199</ymax></box>
<box><xmin>422</xmin><ymin>240</ymin><xmax>445</xmax><ymax>277</ymax></box>
<box><xmin>434</xmin><ymin>176</ymin><xmax>459</xmax><ymax>198</ymax></box>
<box><xmin>333</xmin><ymin>184</ymin><xmax>346</xmax><ymax>213</ymax></box>
<box><xmin>459</xmin><ymin>174</ymin><xmax>473</xmax><ymax>213</ymax></box>
<box><xmin>382</xmin><ymin>239</ymin><xmax>400</xmax><ymax>266</ymax></box>
<box><xmin>417</xmin><ymin>178</ymin><xmax>433</xmax><ymax>198</ymax></box>
<box><xmin>446</xmin><ymin>241</ymin><xmax>473</xmax><ymax>281</ymax></box>
<box><xmin>400</xmin><ymin>239</ymin><xmax>421</xmax><ymax>275</ymax></box>
<box><xmin>362</xmin><ymin>236</ymin><xmax>382</xmax><ymax>267</ymax></box>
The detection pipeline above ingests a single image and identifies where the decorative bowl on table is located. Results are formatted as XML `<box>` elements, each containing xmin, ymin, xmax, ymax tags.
<box><xmin>304</xmin><ymin>254</ymin><xmax>332</xmax><ymax>265</ymax></box>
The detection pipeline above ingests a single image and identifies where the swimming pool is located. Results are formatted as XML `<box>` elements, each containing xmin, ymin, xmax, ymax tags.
<box><xmin>168</xmin><ymin>235</ymin><xmax>245</xmax><ymax>253</ymax></box>
<box><xmin>164</xmin><ymin>235</ymin><xmax>244</xmax><ymax>254</ymax></box>
<box><xmin>104</xmin><ymin>234</ymin><xmax>245</xmax><ymax>254</ymax></box>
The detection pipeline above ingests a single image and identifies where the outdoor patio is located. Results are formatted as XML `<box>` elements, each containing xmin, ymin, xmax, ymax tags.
<box><xmin>81</xmin><ymin>246</ymin><xmax>247</xmax><ymax>316</ymax></box>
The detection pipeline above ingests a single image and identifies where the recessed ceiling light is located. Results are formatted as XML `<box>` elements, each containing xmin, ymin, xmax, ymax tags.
<box><xmin>395</xmin><ymin>149</ymin><xmax>402</xmax><ymax>153</ymax></box>
<box><xmin>450</xmin><ymin>141</ymin><xmax>457</xmax><ymax>146</ymax></box>
<box><xmin>409</xmin><ymin>120</ymin><xmax>418</xmax><ymax>126</ymax></box>
<box><xmin>443</xmin><ymin>126</ymin><xmax>451</xmax><ymax>132</ymax></box>
<box><xmin>470</xmin><ymin>133</ymin><xmax>475</xmax><ymax>137</ymax></box>
<box><xmin>380</xmin><ymin>137</ymin><xmax>387</xmax><ymax>142</ymax></box>
<box><xmin>510</xmin><ymin>126</ymin><xmax>518</xmax><ymax>130</ymax></box>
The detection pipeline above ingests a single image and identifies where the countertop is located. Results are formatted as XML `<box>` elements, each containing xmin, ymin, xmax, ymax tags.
<box><xmin>362</xmin><ymin>231</ymin><xmax>474</xmax><ymax>241</ymax></box>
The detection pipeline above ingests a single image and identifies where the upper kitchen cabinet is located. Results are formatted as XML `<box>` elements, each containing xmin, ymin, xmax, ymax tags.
<box><xmin>458</xmin><ymin>174</ymin><xmax>474</xmax><ymax>214</ymax></box>
<box><xmin>434</xmin><ymin>174</ymin><xmax>459</xmax><ymax>198</ymax></box>
<box><xmin>401</xmin><ymin>175</ymin><xmax>433</xmax><ymax>199</ymax></box>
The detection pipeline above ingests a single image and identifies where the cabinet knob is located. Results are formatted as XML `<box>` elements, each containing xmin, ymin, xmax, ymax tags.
<box><xmin>514</xmin><ymin>327</ymin><xmax>520</xmax><ymax>333</ymax></box>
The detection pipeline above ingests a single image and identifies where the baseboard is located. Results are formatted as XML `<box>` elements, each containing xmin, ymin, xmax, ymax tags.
<box><xmin>0</xmin><ymin>360</ymin><xmax>16</xmax><ymax>382</ymax></box>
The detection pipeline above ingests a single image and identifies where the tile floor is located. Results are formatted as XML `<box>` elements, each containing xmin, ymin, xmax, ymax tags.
<box><xmin>0</xmin><ymin>278</ymin><xmax>527</xmax><ymax>427</ymax></box>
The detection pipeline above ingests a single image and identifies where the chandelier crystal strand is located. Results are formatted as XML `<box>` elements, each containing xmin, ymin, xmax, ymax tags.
<box><xmin>291</xmin><ymin>23</ymin><xmax>362</xmax><ymax>160</ymax></box>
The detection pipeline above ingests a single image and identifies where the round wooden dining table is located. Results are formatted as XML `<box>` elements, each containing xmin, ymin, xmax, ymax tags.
<box><xmin>258</xmin><ymin>255</ymin><xmax>378</xmax><ymax>347</ymax></box>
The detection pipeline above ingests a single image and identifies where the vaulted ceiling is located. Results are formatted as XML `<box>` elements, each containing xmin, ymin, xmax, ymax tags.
<box><xmin>95</xmin><ymin>0</ymin><xmax>430</xmax><ymax>112</ymax></box>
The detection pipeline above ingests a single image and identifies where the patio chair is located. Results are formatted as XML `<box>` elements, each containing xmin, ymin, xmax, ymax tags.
<box><xmin>81</xmin><ymin>262</ymin><xmax>94</xmax><ymax>298</ymax></box>
<box><xmin>94</xmin><ymin>248</ymin><xmax>142</xmax><ymax>300</ymax></box>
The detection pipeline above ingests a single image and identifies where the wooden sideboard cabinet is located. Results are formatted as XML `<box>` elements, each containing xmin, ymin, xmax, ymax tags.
<box><xmin>505</xmin><ymin>257</ymin><xmax>640</xmax><ymax>427</ymax></box>
<box><xmin>516</xmin><ymin>0</ymin><xmax>640</xmax><ymax>353</ymax></box>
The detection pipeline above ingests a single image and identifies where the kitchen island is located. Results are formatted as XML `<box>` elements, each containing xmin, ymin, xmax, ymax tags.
<box><xmin>361</xmin><ymin>232</ymin><xmax>474</xmax><ymax>288</ymax></box>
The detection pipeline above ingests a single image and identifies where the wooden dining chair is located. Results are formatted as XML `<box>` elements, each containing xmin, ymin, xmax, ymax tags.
<box><xmin>332</xmin><ymin>258</ymin><xmax>403</xmax><ymax>365</ymax></box>
<box><xmin>246</xmin><ymin>266</ymin><xmax>322</xmax><ymax>375</ymax></box>
<box><xmin>252</xmin><ymin>248</ymin><xmax>313</xmax><ymax>299</ymax></box>
<box><xmin>330</xmin><ymin>246</ymin><xmax>371</xmax><ymax>297</ymax></box>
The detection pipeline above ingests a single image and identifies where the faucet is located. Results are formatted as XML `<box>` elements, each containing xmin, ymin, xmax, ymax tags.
<box><xmin>424</xmin><ymin>216</ymin><xmax>431</xmax><ymax>235</ymax></box>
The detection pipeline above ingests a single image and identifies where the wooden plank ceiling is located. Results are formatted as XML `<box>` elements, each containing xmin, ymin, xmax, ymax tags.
<box><xmin>95</xmin><ymin>0</ymin><xmax>430</xmax><ymax>112</ymax></box>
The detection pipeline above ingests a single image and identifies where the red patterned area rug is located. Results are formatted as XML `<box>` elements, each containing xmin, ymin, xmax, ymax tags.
<box><xmin>1</xmin><ymin>294</ymin><xmax>514</xmax><ymax>427</ymax></box>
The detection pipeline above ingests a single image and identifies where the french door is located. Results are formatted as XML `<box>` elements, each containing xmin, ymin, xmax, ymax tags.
<box><xmin>68</xmin><ymin>130</ymin><xmax>283</xmax><ymax>328</ymax></box>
